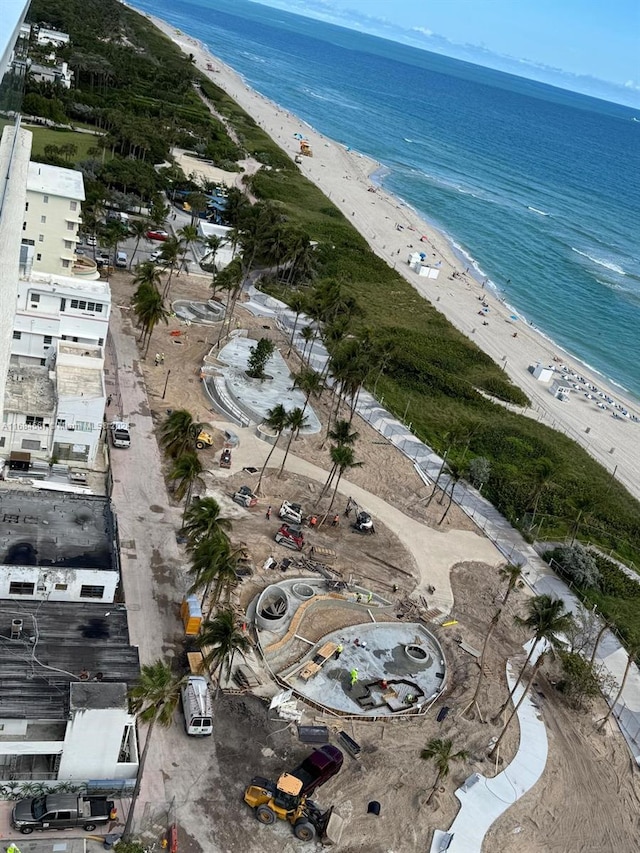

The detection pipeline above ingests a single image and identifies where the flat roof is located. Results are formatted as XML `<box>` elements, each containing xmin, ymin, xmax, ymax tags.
<box><xmin>70</xmin><ymin>681</ymin><xmax>128</xmax><ymax>711</ymax></box>
<box><xmin>4</xmin><ymin>367</ymin><xmax>55</xmax><ymax>415</ymax></box>
<box><xmin>27</xmin><ymin>161</ymin><xmax>85</xmax><ymax>201</ymax></box>
<box><xmin>57</xmin><ymin>364</ymin><xmax>104</xmax><ymax>398</ymax></box>
<box><xmin>0</xmin><ymin>601</ymin><xmax>139</xmax><ymax>719</ymax></box>
<box><xmin>27</xmin><ymin>271</ymin><xmax>110</xmax><ymax>300</ymax></box>
<box><xmin>0</xmin><ymin>489</ymin><xmax>117</xmax><ymax>572</ymax></box>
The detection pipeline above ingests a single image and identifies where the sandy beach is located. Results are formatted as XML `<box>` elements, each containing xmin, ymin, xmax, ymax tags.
<box><xmin>149</xmin><ymin>14</ymin><xmax>640</xmax><ymax>503</ymax></box>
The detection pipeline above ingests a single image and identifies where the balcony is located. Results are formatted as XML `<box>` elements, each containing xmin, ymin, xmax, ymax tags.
<box><xmin>72</xmin><ymin>255</ymin><xmax>100</xmax><ymax>280</ymax></box>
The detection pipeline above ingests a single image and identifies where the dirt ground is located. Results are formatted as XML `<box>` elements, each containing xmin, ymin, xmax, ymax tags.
<box><xmin>110</xmin><ymin>269</ymin><xmax>639</xmax><ymax>852</ymax></box>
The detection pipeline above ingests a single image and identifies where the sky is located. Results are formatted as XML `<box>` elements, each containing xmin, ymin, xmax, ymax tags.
<box><xmin>248</xmin><ymin>0</ymin><xmax>640</xmax><ymax>100</ymax></box>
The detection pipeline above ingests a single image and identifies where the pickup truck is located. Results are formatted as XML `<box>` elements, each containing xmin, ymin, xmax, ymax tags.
<box><xmin>12</xmin><ymin>794</ymin><xmax>115</xmax><ymax>834</ymax></box>
<box><xmin>110</xmin><ymin>421</ymin><xmax>131</xmax><ymax>449</ymax></box>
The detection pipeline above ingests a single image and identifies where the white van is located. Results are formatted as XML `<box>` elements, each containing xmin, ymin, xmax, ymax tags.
<box><xmin>181</xmin><ymin>676</ymin><xmax>213</xmax><ymax>736</ymax></box>
<box><xmin>115</xmin><ymin>251</ymin><xmax>127</xmax><ymax>268</ymax></box>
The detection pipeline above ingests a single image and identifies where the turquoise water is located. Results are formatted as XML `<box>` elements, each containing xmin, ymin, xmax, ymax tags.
<box><xmin>132</xmin><ymin>0</ymin><xmax>640</xmax><ymax>397</ymax></box>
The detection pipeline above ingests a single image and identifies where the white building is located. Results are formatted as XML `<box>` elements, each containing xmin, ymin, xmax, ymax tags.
<box><xmin>197</xmin><ymin>221</ymin><xmax>237</xmax><ymax>271</ymax></box>
<box><xmin>0</xmin><ymin>601</ymin><xmax>140</xmax><ymax>784</ymax></box>
<box><xmin>0</xmin><ymin>123</ymin><xmax>32</xmax><ymax>438</ymax></box>
<box><xmin>3</xmin><ymin>342</ymin><xmax>106</xmax><ymax>467</ymax></box>
<box><xmin>0</xmin><ymin>490</ymin><xmax>119</xmax><ymax>603</ymax></box>
<box><xmin>12</xmin><ymin>272</ymin><xmax>110</xmax><ymax>366</ymax></box>
<box><xmin>22</xmin><ymin>161</ymin><xmax>85</xmax><ymax>277</ymax></box>
<box><xmin>35</xmin><ymin>27</ymin><xmax>70</xmax><ymax>48</ymax></box>
<box><xmin>29</xmin><ymin>59</ymin><xmax>73</xmax><ymax>89</ymax></box>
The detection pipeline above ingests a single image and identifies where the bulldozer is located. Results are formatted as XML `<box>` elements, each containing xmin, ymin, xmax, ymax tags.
<box><xmin>243</xmin><ymin>773</ymin><xmax>343</xmax><ymax>843</ymax></box>
<box><xmin>195</xmin><ymin>430</ymin><xmax>214</xmax><ymax>450</ymax></box>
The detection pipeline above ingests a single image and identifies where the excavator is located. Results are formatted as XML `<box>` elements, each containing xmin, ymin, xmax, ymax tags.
<box><xmin>243</xmin><ymin>773</ymin><xmax>344</xmax><ymax>843</ymax></box>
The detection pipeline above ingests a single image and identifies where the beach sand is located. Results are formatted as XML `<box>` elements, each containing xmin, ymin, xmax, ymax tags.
<box><xmin>149</xmin><ymin>15</ymin><xmax>640</xmax><ymax>504</ymax></box>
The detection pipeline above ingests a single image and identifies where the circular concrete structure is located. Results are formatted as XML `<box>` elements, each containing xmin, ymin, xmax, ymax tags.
<box><xmin>405</xmin><ymin>644</ymin><xmax>428</xmax><ymax>662</ymax></box>
<box><xmin>292</xmin><ymin>582</ymin><xmax>315</xmax><ymax>601</ymax></box>
<box><xmin>255</xmin><ymin>585</ymin><xmax>289</xmax><ymax>631</ymax></box>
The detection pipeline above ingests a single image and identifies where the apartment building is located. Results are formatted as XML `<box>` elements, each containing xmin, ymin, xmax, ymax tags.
<box><xmin>2</xmin><ymin>342</ymin><xmax>106</xmax><ymax>467</ymax></box>
<box><xmin>12</xmin><ymin>271</ymin><xmax>110</xmax><ymax>365</ymax></box>
<box><xmin>22</xmin><ymin>161</ymin><xmax>84</xmax><ymax>277</ymax></box>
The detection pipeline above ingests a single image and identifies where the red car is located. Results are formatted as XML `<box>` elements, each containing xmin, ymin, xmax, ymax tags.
<box><xmin>146</xmin><ymin>229</ymin><xmax>169</xmax><ymax>241</ymax></box>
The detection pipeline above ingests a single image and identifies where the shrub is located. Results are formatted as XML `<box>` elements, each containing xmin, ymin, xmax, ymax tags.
<box><xmin>547</xmin><ymin>543</ymin><xmax>600</xmax><ymax>588</ymax></box>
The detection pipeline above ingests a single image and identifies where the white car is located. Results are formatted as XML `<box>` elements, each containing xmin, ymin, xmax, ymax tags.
<box><xmin>150</xmin><ymin>249</ymin><xmax>163</xmax><ymax>262</ymax></box>
<box><xmin>86</xmin><ymin>234</ymin><xmax>97</xmax><ymax>246</ymax></box>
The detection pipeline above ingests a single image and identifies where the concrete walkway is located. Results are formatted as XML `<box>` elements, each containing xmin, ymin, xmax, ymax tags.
<box><xmin>430</xmin><ymin>658</ymin><xmax>548</xmax><ymax>853</ymax></box>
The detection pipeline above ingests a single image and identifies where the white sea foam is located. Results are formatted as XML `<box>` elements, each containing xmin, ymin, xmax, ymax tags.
<box><xmin>571</xmin><ymin>248</ymin><xmax>627</xmax><ymax>276</ymax></box>
<box><xmin>527</xmin><ymin>206</ymin><xmax>550</xmax><ymax>216</ymax></box>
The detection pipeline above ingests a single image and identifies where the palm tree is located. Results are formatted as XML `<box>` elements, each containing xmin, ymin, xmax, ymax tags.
<box><xmin>326</xmin><ymin>445</ymin><xmax>362</xmax><ymax>512</ymax></box>
<box><xmin>132</xmin><ymin>260</ymin><xmax>161</xmax><ymax>292</ymax></box>
<box><xmin>527</xmin><ymin>457</ymin><xmax>555</xmax><ymax>532</ymax></box>
<box><xmin>188</xmin><ymin>534</ymin><xmax>238</xmax><ymax>613</ymax></box>
<box><xmin>158</xmin><ymin>409</ymin><xmax>203</xmax><ymax>459</ymax></box>
<box><xmin>499</xmin><ymin>562</ymin><xmax>523</xmax><ymax>607</ymax></box>
<box><xmin>128</xmin><ymin>218</ymin><xmax>151</xmax><ymax>269</ymax></box>
<box><xmin>183</xmin><ymin>496</ymin><xmax>232</xmax><ymax>548</ymax></box>
<box><xmin>215</xmin><ymin>258</ymin><xmax>244</xmax><ymax>349</ymax></box>
<box><xmin>177</xmin><ymin>224</ymin><xmax>199</xmax><ymax>275</ymax></box>
<box><xmin>278</xmin><ymin>407</ymin><xmax>308</xmax><ymax>478</ymax></box>
<box><xmin>286</xmin><ymin>292</ymin><xmax>307</xmax><ymax>356</ymax></box>
<box><xmin>256</xmin><ymin>404</ymin><xmax>289</xmax><ymax>495</ymax></box>
<box><xmin>597</xmin><ymin>639</ymin><xmax>639</xmax><ymax>731</ymax></box>
<box><xmin>496</xmin><ymin>595</ymin><xmax>573</xmax><ymax>718</ymax></box>
<box><xmin>318</xmin><ymin>420</ymin><xmax>360</xmax><ymax>501</ymax></box>
<box><xmin>122</xmin><ymin>660</ymin><xmax>186</xmax><ymax>841</ymax></box>
<box><xmin>160</xmin><ymin>237</ymin><xmax>183</xmax><ymax>299</ymax></box>
<box><xmin>292</xmin><ymin>368</ymin><xmax>324</xmax><ymax>414</ymax></box>
<box><xmin>132</xmin><ymin>285</ymin><xmax>169</xmax><ymax>355</ymax></box>
<box><xmin>462</xmin><ymin>609</ymin><xmax>502</xmax><ymax>719</ymax></box>
<box><xmin>420</xmin><ymin>738</ymin><xmax>469</xmax><ymax>806</ymax></box>
<box><xmin>299</xmin><ymin>325</ymin><xmax>315</xmax><ymax>366</ymax></box>
<box><xmin>197</xmin><ymin>609</ymin><xmax>250</xmax><ymax>693</ymax></box>
<box><xmin>168</xmin><ymin>452</ymin><xmax>205</xmax><ymax>520</ymax></box>
<box><xmin>203</xmin><ymin>234</ymin><xmax>224</xmax><ymax>297</ymax></box>
<box><xmin>438</xmin><ymin>462</ymin><xmax>462</xmax><ymax>526</ymax></box>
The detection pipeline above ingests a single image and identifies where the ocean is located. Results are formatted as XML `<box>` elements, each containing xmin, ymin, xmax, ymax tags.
<box><xmin>131</xmin><ymin>0</ymin><xmax>640</xmax><ymax>398</ymax></box>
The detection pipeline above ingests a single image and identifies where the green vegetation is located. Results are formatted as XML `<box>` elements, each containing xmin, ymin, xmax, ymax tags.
<box><xmin>27</xmin><ymin>126</ymin><xmax>103</xmax><ymax>163</ymax></box>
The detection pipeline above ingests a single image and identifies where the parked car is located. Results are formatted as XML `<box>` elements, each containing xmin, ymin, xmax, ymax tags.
<box><xmin>279</xmin><ymin>500</ymin><xmax>303</xmax><ymax>524</ymax></box>
<box><xmin>233</xmin><ymin>486</ymin><xmax>258</xmax><ymax>507</ymax></box>
<box><xmin>146</xmin><ymin>229</ymin><xmax>169</xmax><ymax>241</ymax></box>
<box><xmin>115</xmin><ymin>250</ymin><xmax>128</xmax><ymax>268</ymax></box>
<box><xmin>86</xmin><ymin>234</ymin><xmax>97</xmax><ymax>246</ymax></box>
<box><xmin>12</xmin><ymin>794</ymin><xmax>115</xmax><ymax>834</ymax></box>
<box><xmin>275</xmin><ymin>523</ymin><xmax>305</xmax><ymax>551</ymax></box>
<box><xmin>150</xmin><ymin>249</ymin><xmax>164</xmax><ymax>262</ymax></box>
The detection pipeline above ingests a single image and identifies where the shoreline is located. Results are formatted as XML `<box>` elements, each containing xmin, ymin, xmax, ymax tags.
<box><xmin>142</xmin><ymin>10</ymin><xmax>640</xmax><ymax>503</ymax></box>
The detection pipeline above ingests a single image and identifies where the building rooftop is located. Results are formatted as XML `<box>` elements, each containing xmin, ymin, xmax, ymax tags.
<box><xmin>27</xmin><ymin>161</ymin><xmax>85</xmax><ymax>201</ymax></box>
<box><xmin>4</xmin><ymin>367</ymin><xmax>55</xmax><ymax>415</ymax></box>
<box><xmin>26</xmin><ymin>271</ymin><xmax>111</xmax><ymax>300</ymax></box>
<box><xmin>0</xmin><ymin>601</ymin><xmax>139</xmax><ymax>719</ymax></box>
<box><xmin>57</xmin><ymin>363</ymin><xmax>104</xmax><ymax>398</ymax></box>
<box><xmin>0</xmin><ymin>490</ymin><xmax>117</xmax><ymax>572</ymax></box>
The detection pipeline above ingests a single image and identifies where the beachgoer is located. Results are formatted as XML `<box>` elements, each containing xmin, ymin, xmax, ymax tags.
<box><xmin>309</xmin><ymin>515</ymin><xmax>317</xmax><ymax>527</ymax></box>
<box><xmin>160</xmin><ymin>352</ymin><xmax>165</xmax><ymax>364</ymax></box>
<box><xmin>512</xmin><ymin>332</ymin><xmax>518</xmax><ymax>338</ymax></box>
<box><xmin>154</xmin><ymin>353</ymin><xmax>160</xmax><ymax>366</ymax></box>
<box><xmin>356</xmin><ymin>594</ymin><xmax>362</xmax><ymax>604</ymax></box>
<box><xmin>332</xmin><ymin>514</ymin><xmax>339</xmax><ymax>527</ymax></box>
<box><xmin>106</xmin><ymin>395</ymin><xmax>112</xmax><ymax>407</ymax></box>
<box><xmin>266</xmin><ymin>505</ymin><xmax>271</xmax><ymax>520</ymax></box>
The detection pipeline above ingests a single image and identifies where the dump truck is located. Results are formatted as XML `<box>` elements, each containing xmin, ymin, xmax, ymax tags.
<box><xmin>12</xmin><ymin>794</ymin><xmax>115</xmax><ymax>834</ymax></box>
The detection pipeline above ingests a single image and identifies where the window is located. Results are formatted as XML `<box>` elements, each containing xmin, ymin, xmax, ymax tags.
<box><xmin>66</xmin><ymin>222</ymin><xmax>75</xmax><ymax>231</ymax></box>
<box><xmin>44</xmin><ymin>335</ymin><xmax>52</xmax><ymax>345</ymax></box>
<box><xmin>40</xmin><ymin>215</ymin><xmax>46</xmax><ymax>224</ymax></box>
<box><xmin>95</xmin><ymin>303</ymin><xmax>103</xmax><ymax>313</ymax></box>
<box><xmin>54</xmin><ymin>583</ymin><xmax>68</xmax><ymax>591</ymax></box>
<box><xmin>98</xmin><ymin>337</ymin><xmax>104</xmax><ymax>346</ymax></box>
<box><xmin>60</xmin><ymin>298</ymin><xmax>66</xmax><ymax>312</ymax></box>
<box><xmin>22</xmin><ymin>439</ymin><xmax>41</xmax><ymax>450</ymax></box>
<box><xmin>40</xmin><ymin>359</ymin><xmax>46</xmax><ymax>367</ymax></box>
<box><xmin>25</xmin><ymin>201</ymin><xmax>29</xmax><ymax>211</ymax></box>
<box><xmin>64</xmin><ymin>240</ymin><xmax>72</xmax><ymax>249</ymax></box>
<box><xmin>56</xmin><ymin>418</ymin><xmax>66</xmax><ymax>428</ymax></box>
<box><xmin>56</xmin><ymin>811</ymin><xmax>72</xmax><ymax>821</ymax></box>
<box><xmin>43</xmin><ymin>195</ymin><xmax>49</xmax><ymax>203</ymax></box>
<box><xmin>0</xmin><ymin>437</ymin><xmax>5</xmax><ymax>448</ymax></box>
<box><xmin>62</xmin><ymin>259</ymin><xmax>70</xmax><ymax>268</ymax></box>
<box><xmin>80</xmin><ymin>585</ymin><xmax>105</xmax><ymax>599</ymax></box>
<box><xmin>36</xmin><ymin>253</ymin><xmax>42</xmax><ymax>262</ymax></box>
<box><xmin>31</xmin><ymin>293</ymin><xmax>40</xmax><ymax>303</ymax></box>
<box><xmin>25</xmin><ymin>416</ymin><xmax>44</xmax><ymax>427</ymax></box>
<box><xmin>118</xmin><ymin>726</ymin><xmax>136</xmax><ymax>763</ymax></box>
<box><xmin>22</xmin><ymin>222</ymin><xmax>26</xmax><ymax>231</ymax></box>
<box><xmin>70</xmin><ymin>201</ymin><xmax>77</xmax><ymax>211</ymax></box>
<box><xmin>12</xmin><ymin>331</ymin><xmax>21</xmax><ymax>340</ymax></box>
<box><xmin>38</xmin><ymin>234</ymin><xmax>44</xmax><ymax>242</ymax></box>
<box><xmin>9</xmin><ymin>582</ymin><xmax>35</xmax><ymax>595</ymax></box>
